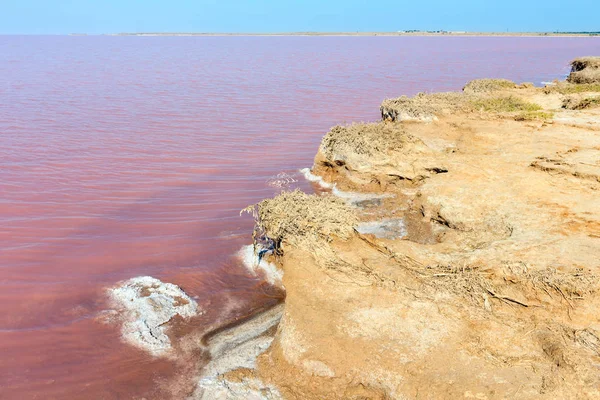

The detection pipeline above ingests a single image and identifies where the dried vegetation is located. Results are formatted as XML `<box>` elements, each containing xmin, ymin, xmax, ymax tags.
<box><xmin>568</xmin><ymin>69</ymin><xmax>600</xmax><ymax>84</ymax></box>
<box><xmin>428</xmin><ymin>262</ymin><xmax>597</xmax><ymax>308</ymax></box>
<box><xmin>382</xmin><ymin>85</ymin><xmax>543</xmax><ymax>123</ymax></box>
<box><xmin>319</xmin><ymin>122</ymin><xmax>421</xmax><ymax>160</ymax></box>
<box><xmin>544</xmin><ymin>82</ymin><xmax>600</xmax><ymax>94</ymax></box>
<box><xmin>514</xmin><ymin>111</ymin><xmax>554</xmax><ymax>121</ymax></box>
<box><xmin>243</xmin><ymin>189</ymin><xmax>358</xmax><ymax>256</ymax></box>
<box><xmin>571</xmin><ymin>57</ymin><xmax>600</xmax><ymax>71</ymax></box>
<box><xmin>381</xmin><ymin>92</ymin><xmax>469</xmax><ymax>121</ymax></box>
<box><xmin>562</xmin><ymin>95</ymin><xmax>600</xmax><ymax>110</ymax></box>
<box><xmin>463</xmin><ymin>78</ymin><xmax>516</xmax><ymax>93</ymax></box>
<box><xmin>470</xmin><ymin>95</ymin><xmax>542</xmax><ymax>113</ymax></box>
<box><xmin>568</xmin><ymin>57</ymin><xmax>600</xmax><ymax>84</ymax></box>
<box><xmin>357</xmin><ymin>232</ymin><xmax>597</xmax><ymax>310</ymax></box>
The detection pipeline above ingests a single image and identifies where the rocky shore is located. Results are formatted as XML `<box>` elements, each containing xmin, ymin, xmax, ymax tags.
<box><xmin>239</xmin><ymin>58</ymin><xmax>600</xmax><ymax>399</ymax></box>
<box><xmin>110</xmin><ymin>57</ymin><xmax>600</xmax><ymax>399</ymax></box>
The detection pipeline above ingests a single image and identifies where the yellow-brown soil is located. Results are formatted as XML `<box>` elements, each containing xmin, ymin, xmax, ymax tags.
<box><xmin>244</xmin><ymin>78</ymin><xmax>600</xmax><ymax>399</ymax></box>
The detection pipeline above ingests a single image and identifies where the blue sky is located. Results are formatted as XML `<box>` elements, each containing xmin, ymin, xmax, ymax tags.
<box><xmin>1</xmin><ymin>0</ymin><xmax>599</xmax><ymax>34</ymax></box>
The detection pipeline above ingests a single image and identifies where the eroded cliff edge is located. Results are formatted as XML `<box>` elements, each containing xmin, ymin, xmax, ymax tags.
<box><xmin>241</xmin><ymin>59</ymin><xmax>600</xmax><ymax>399</ymax></box>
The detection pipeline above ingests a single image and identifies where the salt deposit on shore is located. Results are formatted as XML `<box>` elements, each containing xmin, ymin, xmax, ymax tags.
<box><xmin>300</xmin><ymin>167</ymin><xmax>332</xmax><ymax>188</ymax></box>
<box><xmin>238</xmin><ymin>245</ymin><xmax>283</xmax><ymax>285</ymax></box>
<box><xmin>301</xmin><ymin>167</ymin><xmax>390</xmax><ymax>205</ymax></box>
<box><xmin>356</xmin><ymin>218</ymin><xmax>407</xmax><ymax>239</ymax></box>
<box><xmin>108</xmin><ymin>276</ymin><xmax>200</xmax><ymax>357</ymax></box>
<box><xmin>192</xmin><ymin>304</ymin><xmax>284</xmax><ymax>400</ymax></box>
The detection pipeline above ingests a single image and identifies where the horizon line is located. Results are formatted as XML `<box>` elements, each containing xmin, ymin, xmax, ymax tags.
<box><xmin>1</xmin><ymin>30</ymin><xmax>598</xmax><ymax>37</ymax></box>
<box><xmin>105</xmin><ymin>30</ymin><xmax>600</xmax><ymax>36</ymax></box>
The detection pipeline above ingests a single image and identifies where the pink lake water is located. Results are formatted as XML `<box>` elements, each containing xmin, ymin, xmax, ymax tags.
<box><xmin>1</xmin><ymin>35</ymin><xmax>598</xmax><ymax>399</ymax></box>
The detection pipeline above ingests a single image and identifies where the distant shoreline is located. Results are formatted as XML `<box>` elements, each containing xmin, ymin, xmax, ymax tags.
<box><xmin>100</xmin><ymin>31</ymin><xmax>599</xmax><ymax>37</ymax></box>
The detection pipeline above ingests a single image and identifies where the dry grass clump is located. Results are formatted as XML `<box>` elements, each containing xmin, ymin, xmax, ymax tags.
<box><xmin>381</xmin><ymin>90</ymin><xmax>545</xmax><ymax>122</ymax></box>
<box><xmin>463</xmin><ymin>78</ymin><xmax>516</xmax><ymax>94</ymax></box>
<box><xmin>568</xmin><ymin>69</ymin><xmax>600</xmax><ymax>84</ymax></box>
<box><xmin>568</xmin><ymin>57</ymin><xmax>600</xmax><ymax>84</ymax></box>
<box><xmin>381</xmin><ymin>92</ymin><xmax>469</xmax><ymax>122</ymax></box>
<box><xmin>426</xmin><ymin>264</ymin><xmax>497</xmax><ymax>306</ymax></box>
<box><xmin>243</xmin><ymin>189</ymin><xmax>358</xmax><ymax>254</ymax></box>
<box><xmin>514</xmin><ymin>111</ymin><xmax>554</xmax><ymax>121</ymax></box>
<box><xmin>319</xmin><ymin>122</ymin><xmax>421</xmax><ymax>160</ymax></box>
<box><xmin>544</xmin><ymin>82</ymin><xmax>600</xmax><ymax>94</ymax></box>
<box><xmin>562</xmin><ymin>95</ymin><xmax>600</xmax><ymax>110</ymax></box>
<box><xmin>529</xmin><ymin>267</ymin><xmax>597</xmax><ymax>300</ymax></box>
<box><xmin>470</xmin><ymin>95</ymin><xmax>542</xmax><ymax>113</ymax></box>
<box><xmin>570</xmin><ymin>57</ymin><xmax>600</xmax><ymax>72</ymax></box>
<box><xmin>518</xmin><ymin>82</ymin><xmax>535</xmax><ymax>89</ymax></box>
<box><xmin>424</xmin><ymin>262</ymin><xmax>597</xmax><ymax>310</ymax></box>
